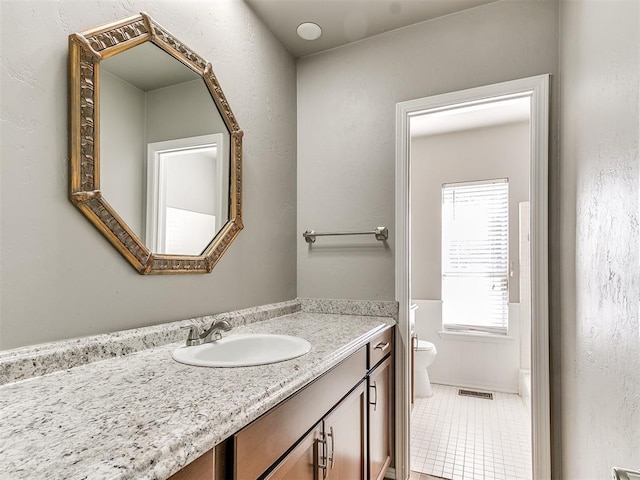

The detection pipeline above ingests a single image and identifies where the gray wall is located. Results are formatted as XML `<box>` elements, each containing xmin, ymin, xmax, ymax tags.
<box><xmin>3</xmin><ymin>0</ymin><xmax>638</xmax><ymax>475</ymax></box>
<box><xmin>146</xmin><ymin>80</ymin><xmax>227</xmax><ymax>144</ymax></box>
<box><xmin>0</xmin><ymin>0</ymin><xmax>297</xmax><ymax>349</ymax></box>
<box><xmin>559</xmin><ymin>0</ymin><xmax>640</xmax><ymax>477</ymax></box>
<box><xmin>296</xmin><ymin>0</ymin><xmax>559</xmax><ymax>300</ymax></box>
<box><xmin>410</xmin><ymin>121</ymin><xmax>530</xmax><ymax>303</ymax></box>
<box><xmin>100</xmin><ymin>70</ymin><xmax>146</xmax><ymax>235</ymax></box>
<box><xmin>101</xmin><ymin>76</ymin><xmax>229</xmax><ymax>242</ymax></box>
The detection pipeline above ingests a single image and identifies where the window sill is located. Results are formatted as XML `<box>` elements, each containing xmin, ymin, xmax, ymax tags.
<box><xmin>438</xmin><ymin>330</ymin><xmax>514</xmax><ymax>343</ymax></box>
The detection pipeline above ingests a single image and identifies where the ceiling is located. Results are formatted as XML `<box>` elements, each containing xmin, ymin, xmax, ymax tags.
<box><xmin>244</xmin><ymin>0</ymin><xmax>497</xmax><ymax>58</ymax></box>
<box><xmin>410</xmin><ymin>96</ymin><xmax>531</xmax><ymax>138</ymax></box>
<box><xmin>101</xmin><ymin>43</ymin><xmax>199</xmax><ymax>92</ymax></box>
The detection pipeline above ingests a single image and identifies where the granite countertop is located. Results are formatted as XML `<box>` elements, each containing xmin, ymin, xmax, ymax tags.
<box><xmin>0</xmin><ymin>308</ymin><xmax>395</xmax><ymax>480</ymax></box>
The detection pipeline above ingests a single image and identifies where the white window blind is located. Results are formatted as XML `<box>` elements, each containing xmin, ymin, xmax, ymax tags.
<box><xmin>441</xmin><ymin>179</ymin><xmax>509</xmax><ymax>334</ymax></box>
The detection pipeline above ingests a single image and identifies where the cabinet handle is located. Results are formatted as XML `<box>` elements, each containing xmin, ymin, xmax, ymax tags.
<box><xmin>375</xmin><ymin>341</ymin><xmax>390</xmax><ymax>352</ymax></box>
<box><xmin>370</xmin><ymin>381</ymin><xmax>378</xmax><ymax>411</ymax></box>
<box><xmin>327</xmin><ymin>426</ymin><xmax>335</xmax><ymax>469</ymax></box>
<box><xmin>317</xmin><ymin>436</ymin><xmax>328</xmax><ymax>479</ymax></box>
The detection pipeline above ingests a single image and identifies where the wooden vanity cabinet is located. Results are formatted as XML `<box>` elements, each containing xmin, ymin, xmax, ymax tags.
<box><xmin>367</xmin><ymin>327</ymin><xmax>394</xmax><ymax>480</ymax></box>
<box><xmin>170</xmin><ymin>326</ymin><xmax>394</xmax><ymax>480</ymax></box>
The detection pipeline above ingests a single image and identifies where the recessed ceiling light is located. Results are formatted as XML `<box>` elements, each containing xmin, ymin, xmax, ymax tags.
<box><xmin>297</xmin><ymin>22</ymin><xmax>322</xmax><ymax>41</ymax></box>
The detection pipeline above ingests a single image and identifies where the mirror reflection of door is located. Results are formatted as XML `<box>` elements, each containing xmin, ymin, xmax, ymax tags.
<box><xmin>145</xmin><ymin>134</ymin><xmax>225</xmax><ymax>255</ymax></box>
<box><xmin>99</xmin><ymin>42</ymin><xmax>232</xmax><ymax>258</ymax></box>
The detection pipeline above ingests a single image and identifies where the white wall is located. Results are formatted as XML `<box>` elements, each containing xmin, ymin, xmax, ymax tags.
<box><xmin>0</xmin><ymin>0</ymin><xmax>297</xmax><ymax>349</ymax></box>
<box><xmin>413</xmin><ymin>300</ymin><xmax>521</xmax><ymax>393</ymax></box>
<box><xmin>297</xmin><ymin>0</ymin><xmax>559</xmax><ymax>300</ymax></box>
<box><xmin>559</xmin><ymin>0</ymin><xmax>640</xmax><ymax>477</ymax></box>
<box><xmin>410</xmin><ymin>121</ymin><xmax>530</xmax><ymax>303</ymax></box>
<box><xmin>165</xmin><ymin>149</ymin><xmax>217</xmax><ymax>215</ymax></box>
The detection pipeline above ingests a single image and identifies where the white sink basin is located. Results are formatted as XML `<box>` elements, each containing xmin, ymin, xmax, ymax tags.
<box><xmin>172</xmin><ymin>333</ymin><xmax>312</xmax><ymax>367</ymax></box>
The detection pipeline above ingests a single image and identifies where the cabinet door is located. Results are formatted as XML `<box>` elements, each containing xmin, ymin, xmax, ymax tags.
<box><xmin>265</xmin><ymin>424</ymin><xmax>323</xmax><ymax>480</ymax></box>
<box><xmin>368</xmin><ymin>355</ymin><xmax>393</xmax><ymax>480</ymax></box>
<box><xmin>234</xmin><ymin>348</ymin><xmax>367</xmax><ymax>480</ymax></box>
<box><xmin>324</xmin><ymin>381</ymin><xmax>366</xmax><ymax>480</ymax></box>
<box><xmin>168</xmin><ymin>449</ymin><xmax>214</xmax><ymax>480</ymax></box>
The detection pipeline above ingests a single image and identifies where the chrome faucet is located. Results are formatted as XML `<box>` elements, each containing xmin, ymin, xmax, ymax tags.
<box><xmin>184</xmin><ymin>320</ymin><xmax>232</xmax><ymax>346</ymax></box>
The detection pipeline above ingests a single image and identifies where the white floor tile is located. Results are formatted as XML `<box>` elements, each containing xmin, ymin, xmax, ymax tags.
<box><xmin>411</xmin><ymin>384</ymin><xmax>532</xmax><ymax>480</ymax></box>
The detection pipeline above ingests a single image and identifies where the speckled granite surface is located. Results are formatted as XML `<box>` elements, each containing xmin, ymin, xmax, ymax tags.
<box><xmin>0</xmin><ymin>300</ymin><xmax>300</xmax><ymax>386</ymax></box>
<box><xmin>0</xmin><ymin>310</ymin><xmax>394</xmax><ymax>480</ymax></box>
<box><xmin>298</xmin><ymin>297</ymin><xmax>398</xmax><ymax>319</ymax></box>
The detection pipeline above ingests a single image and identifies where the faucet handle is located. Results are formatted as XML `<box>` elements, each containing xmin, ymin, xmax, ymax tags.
<box><xmin>182</xmin><ymin>324</ymin><xmax>204</xmax><ymax>346</ymax></box>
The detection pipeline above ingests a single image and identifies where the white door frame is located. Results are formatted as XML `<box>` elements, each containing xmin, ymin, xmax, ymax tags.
<box><xmin>394</xmin><ymin>74</ymin><xmax>550</xmax><ymax>480</ymax></box>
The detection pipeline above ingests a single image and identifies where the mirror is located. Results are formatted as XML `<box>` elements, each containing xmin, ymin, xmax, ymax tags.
<box><xmin>69</xmin><ymin>13</ymin><xmax>243</xmax><ymax>274</ymax></box>
<box><xmin>100</xmin><ymin>43</ymin><xmax>230</xmax><ymax>255</ymax></box>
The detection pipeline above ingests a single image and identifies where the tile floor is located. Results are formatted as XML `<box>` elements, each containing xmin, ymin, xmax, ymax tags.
<box><xmin>410</xmin><ymin>471</ymin><xmax>449</xmax><ymax>480</ymax></box>
<box><xmin>411</xmin><ymin>384</ymin><xmax>532</xmax><ymax>480</ymax></box>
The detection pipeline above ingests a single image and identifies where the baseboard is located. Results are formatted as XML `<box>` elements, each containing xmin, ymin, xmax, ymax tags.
<box><xmin>428</xmin><ymin>380</ymin><xmax>519</xmax><ymax>395</ymax></box>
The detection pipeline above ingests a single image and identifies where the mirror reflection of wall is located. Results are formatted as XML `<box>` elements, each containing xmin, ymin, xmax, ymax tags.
<box><xmin>99</xmin><ymin>42</ymin><xmax>230</xmax><ymax>255</ymax></box>
<box><xmin>100</xmin><ymin>69</ymin><xmax>146</xmax><ymax>235</ymax></box>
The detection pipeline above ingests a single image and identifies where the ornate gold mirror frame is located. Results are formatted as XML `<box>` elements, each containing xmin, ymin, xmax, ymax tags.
<box><xmin>69</xmin><ymin>13</ymin><xmax>243</xmax><ymax>274</ymax></box>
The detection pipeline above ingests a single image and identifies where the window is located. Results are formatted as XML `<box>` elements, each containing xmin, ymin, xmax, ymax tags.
<box><xmin>441</xmin><ymin>179</ymin><xmax>509</xmax><ymax>334</ymax></box>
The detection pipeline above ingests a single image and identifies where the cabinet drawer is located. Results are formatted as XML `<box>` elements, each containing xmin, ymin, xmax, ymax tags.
<box><xmin>368</xmin><ymin>327</ymin><xmax>393</xmax><ymax>370</ymax></box>
<box><xmin>234</xmin><ymin>347</ymin><xmax>367</xmax><ymax>480</ymax></box>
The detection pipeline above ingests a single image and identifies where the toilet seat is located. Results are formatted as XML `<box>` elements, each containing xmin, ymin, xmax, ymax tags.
<box><xmin>415</xmin><ymin>339</ymin><xmax>436</xmax><ymax>352</ymax></box>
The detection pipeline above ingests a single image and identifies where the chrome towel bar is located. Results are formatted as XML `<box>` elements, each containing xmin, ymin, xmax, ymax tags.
<box><xmin>303</xmin><ymin>227</ymin><xmax>388</xmax><ymax>243</ymax></box>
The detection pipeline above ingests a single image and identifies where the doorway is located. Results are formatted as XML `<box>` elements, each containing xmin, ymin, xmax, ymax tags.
<box><xmin>394</xmin><ymin>75</ymin><xmax>550</xmax><ymax>480</ymax></box>
<box><xmin>145</xmin><ymin>133</ymin><xmax>227</xmax><ymax>255</ymax></box>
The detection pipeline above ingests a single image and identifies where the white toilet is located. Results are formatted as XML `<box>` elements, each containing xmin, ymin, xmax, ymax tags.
<box><xmin>411</xmin><ymin>304</ymin><xmax>438</xmax><ymax>397</ymax></box>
